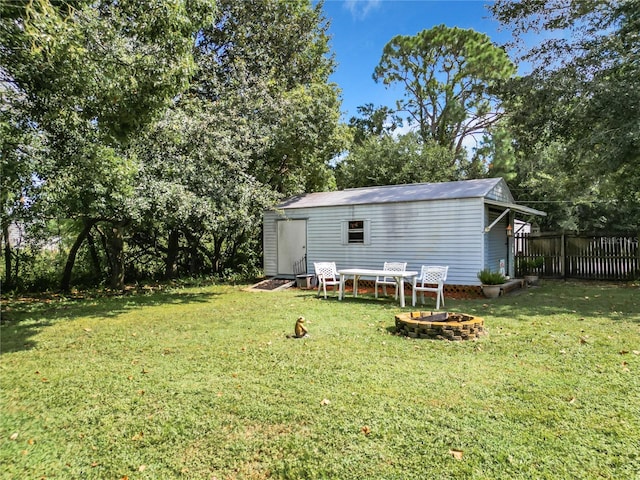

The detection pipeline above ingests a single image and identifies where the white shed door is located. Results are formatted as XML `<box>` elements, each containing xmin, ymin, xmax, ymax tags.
<box><xmin>277</xmin><ymin>220</ymin><xmax>307</xmax><ymax>276</ymax></box>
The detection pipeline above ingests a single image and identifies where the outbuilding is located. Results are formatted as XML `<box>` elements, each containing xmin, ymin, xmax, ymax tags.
<box><xmin>263</xmin><ymin>178</ymin><xmax>545</xmax><ymax>289</ymax></box>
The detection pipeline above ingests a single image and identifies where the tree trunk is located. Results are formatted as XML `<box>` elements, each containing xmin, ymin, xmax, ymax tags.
<box><xmin>164</xmin><ymin>229</ymin><xmax>180</xmax><ymax>279</ymax></box>
<box><xmin>109</xmin><ymin>223</ymin><xmax>126</xmax><ymax>290</ymax></box>
<box><xmin>60</xmin><ymin>219</ymin><xmax>96</xmax><ymax>292</ymax></box>
<box><xmin>212</xmin><ymin>233</ymin><xmax>223</xmax><ymax>274</ymax></box>
<box><xmin>95</xmin><ymin>225</ymin><xmax>112</xmax><ymax>272</ymax></box>
<box><xmin>2</xmin><ymin>223</ymin><xmax>12</xmax><ymax>288</ymax></box>
<box><xmin>184</xmin><ymin>231</ymin><xmax>202</xmax><ymax>275</ymax></box>
<box><xmin>189</xmin><ymin>241</ymin><xmax>200</xmax><ymax>275</ymax></box>
<box><xmin>86</xmin><ymin>231</ymin><xmax>102</xmax><ymax>279</ymax></box>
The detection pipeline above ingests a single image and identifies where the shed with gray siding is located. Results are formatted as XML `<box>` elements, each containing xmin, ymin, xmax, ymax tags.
<box><xmin>263</xmin><ymin>178</ymin><xmax>545</xmax><ymax>286</ymax></box>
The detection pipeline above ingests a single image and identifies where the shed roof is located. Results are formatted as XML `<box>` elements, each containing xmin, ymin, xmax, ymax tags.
<box><xmin>276</xmin><ymin>178</ymin><xmax>546</xmax><ymax>216</ymax></box>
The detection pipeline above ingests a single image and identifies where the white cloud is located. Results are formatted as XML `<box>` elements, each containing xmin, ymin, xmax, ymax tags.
<box><xmin>343</xmin><ymin>0</ymin><xmax>381</xmax><ymax>20</ymax></box>
<box><xmin>390</xmin><ymin>121</ymin><xmax>415</xmax><ymax>139</ymax></box>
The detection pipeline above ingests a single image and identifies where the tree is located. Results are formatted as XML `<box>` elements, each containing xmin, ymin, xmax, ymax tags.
<box><xmin>335</xmin><ymin>132</ymin><xmax>457</xmax><ymax>189</ymax></box>
<box><xmin>348</xmin><ymin>103</ymin><xmax>402</xmax><ymax>146</ymax></box>
<box><xmin>196</xmin><ymin>0</ymin><xmax>346</xmax><ymax>197</ymax></box>
<box><xmin>0</xmin><ymin>0</ymin><xmax>214</xmax><ymax>290</ymax></box>
<box><xmin>471</xmin><ymin>125</ymin><xmax>518</xmax><ymax>182</ymax></box>
<box><xmin>1</xmin><ymin>0</ymin><xmax>346</xmax><ymax>289</ymax></box>
<box><xmin>126</xmin><ymin>0</ymin><xmax>346</xmax><ymax>280</ymax></box>
<box><xmin>490</xmin><ymin>0</ymin><xmax>640</xmax><ymax>230</ymax></box>
<box><xmin>373</xmin><ymin>25</ymin><xmax>516</xmax><ymax>159</ymax></box>
<box><xmin>0</xmin><ymin>90</ymin><xmax>44</xmax><ymax>289</ymax></box>
<box><xmin>129</xmin><ymin>98</ymin><xmax>278</xmax><ymax>278</ymax></box>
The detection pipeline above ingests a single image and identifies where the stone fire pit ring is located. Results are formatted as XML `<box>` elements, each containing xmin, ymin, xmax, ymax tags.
<box><xmin>395</xmin><ymin>311</ymin><xmax>486</xmax><ymax>341</ymax></box>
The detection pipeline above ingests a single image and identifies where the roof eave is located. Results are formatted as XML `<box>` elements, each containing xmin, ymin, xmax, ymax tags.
<box><xmin>484</xmin><ymin>199</ymin><xmax>547</xmax><ymax>217</ymax></box>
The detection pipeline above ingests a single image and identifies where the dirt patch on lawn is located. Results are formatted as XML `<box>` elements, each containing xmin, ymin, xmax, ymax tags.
<box><xmin>247</xmin><ymin>278</ymin><xmax>296</xmax><ymax>291</ymax></box>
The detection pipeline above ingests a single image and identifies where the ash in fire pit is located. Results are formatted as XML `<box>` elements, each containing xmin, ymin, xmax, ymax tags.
<box><xmin>410</xmin><ymin>311</ymin><xmax>474</xmax><ymax>323</ymax></box>
<box><xmin>395</xmin><ymin>311</ymin><xmax>485</xmax><ymax>340</ymax></box>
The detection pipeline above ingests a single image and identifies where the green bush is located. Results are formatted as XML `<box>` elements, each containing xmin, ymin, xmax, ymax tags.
<box><xmin>519</xmin><ymin>257</ymin><xmax>544</xmax><ymax>274</ymax></box>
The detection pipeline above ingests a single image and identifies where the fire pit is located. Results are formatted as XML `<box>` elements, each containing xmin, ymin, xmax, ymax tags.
<box><xmin>394</xmin><ymin>311</ymin><xmax>485</xmax><ymax>340</ymax></box>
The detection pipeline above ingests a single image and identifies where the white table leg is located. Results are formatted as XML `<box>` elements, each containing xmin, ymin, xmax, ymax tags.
<box><xmin>353</xmin><ymin>275</ymin><xmax>359</xmax><ymax>298</ymax></box>
<box><xmin>399</xmin><ymin>277</ymin><xmax>406</xmax><ymax>308</ymax></box>
<box><xmin>338</xmin><ymin>274</ymin><xmax>344</xmax><ymax>300</ymax></box>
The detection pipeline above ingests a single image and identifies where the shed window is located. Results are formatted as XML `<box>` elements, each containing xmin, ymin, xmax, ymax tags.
<box><xmin>342</xmin><ymin>220</ymin><xmax>370</xmax><ymax>245</ymax></box>
<box><xmin>348</xmin><ymin>221</ymin><xmax>364</xmax><ymax>243</ymax></box>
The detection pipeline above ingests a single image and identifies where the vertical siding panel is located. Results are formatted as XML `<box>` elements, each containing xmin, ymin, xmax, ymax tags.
<box><xmin>262</xmin><ymin>211</ymin><xmax>280</xmax><ymax>276</ymax></box>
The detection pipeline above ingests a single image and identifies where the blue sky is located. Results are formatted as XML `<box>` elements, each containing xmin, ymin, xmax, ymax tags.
<box><xmin>319</xmin><ymin>0</ymin><xmax>516</xmax><ymax>122</ymax></box>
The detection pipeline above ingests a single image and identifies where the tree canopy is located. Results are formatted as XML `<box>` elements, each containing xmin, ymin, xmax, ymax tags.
<box><xmin>373</xmin><ymin>25</ymin><xmax>516</xmax><ymax>158</ymax></box>
<box><xmin>490</xmin><ymin>0</ymin><xmax>640</xmax><ymax>230</ymax></box>
<box><xmin>1</xmin><ymin>0</ymin><xmax>344</xmax><ymax>290</ymax></box>
<box><xmin>2</xmin><ymin>0</ymin><xmax>638</xmax><ymax>291</ymax></box>
<box><xmin>335</xmin><ymin>132</ymin><xmax>457</xmax><ymax>190</ymax></box>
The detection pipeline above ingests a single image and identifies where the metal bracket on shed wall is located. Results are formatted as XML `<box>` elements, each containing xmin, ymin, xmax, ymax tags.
<box><xmin>483</xmin><ymin>208</ymin><xmax>511</xmax><ymax>233</ymax></box>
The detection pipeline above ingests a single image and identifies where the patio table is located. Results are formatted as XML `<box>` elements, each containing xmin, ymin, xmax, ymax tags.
<box><xmin>337</xmin><ymin>268</ymin><xmax>418</xmax><ymax>308</ymax></box>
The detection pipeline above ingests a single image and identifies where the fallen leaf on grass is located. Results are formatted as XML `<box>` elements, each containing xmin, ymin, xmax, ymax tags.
<box><xmin>619</xmin><ymin>350</ymin><xmax>629</xmax><ymax>354</ymax></box>
<box><xmin>138</xmin><ymin>465</ymin><xmax>146</xmax><ymax>472</ymax></box>
<box><xmin>449</xmin><ymin>449</ymin><xmax>463</xmax><ymax>460</ymax></box>
<box><xmin>320</xmin><ymin>398</ymin><xmax>331</xmax><ymax>406</ymax></box>
<box><xmin>568</xmin><ymin>396</ymin><xmax>576</xmax><ymax>404</ymax></box>
<box><xmin>132</xmin><ymin>432</ymin><xmax>144</xmax><ymax>441</ymax></box>
<box><xmin>360</xmin><ymin>426</ymin><xmax>371</xmax><ymax>436</ymax></box>
<box><xmin>579</xmin><ymin>337</ymin><xmax>588</xmax><ymax>344</ymax></box>
<box><xmin>83</xmin><ymin>328</ymin><xmax>92</xmax><ymax>332</ymax></box>
<box><xmin>9</xmin><ymin>432</ymin><xmax>18</xmax><ymax>441</ymax></box>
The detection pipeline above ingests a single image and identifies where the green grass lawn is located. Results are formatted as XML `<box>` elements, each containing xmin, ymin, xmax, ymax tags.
<box><xmin>1</xmin><ymin>280</ymin><xmax>639</xmax><ymax>479</ymax></box>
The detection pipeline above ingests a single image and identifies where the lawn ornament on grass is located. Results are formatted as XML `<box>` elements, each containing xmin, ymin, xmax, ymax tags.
<box><xmin>293</xmin><ymin>316</ymin><xmax>309</xmax><ymax>338</ymax></box>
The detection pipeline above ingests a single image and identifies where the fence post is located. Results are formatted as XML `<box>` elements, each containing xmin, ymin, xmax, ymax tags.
<box><xmin>561</xmin><ymin>232</ymin><xmax>566</xmax><ymax>279</ymax></box>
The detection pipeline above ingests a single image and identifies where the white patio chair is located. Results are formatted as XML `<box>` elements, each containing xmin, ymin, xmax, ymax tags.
<box><xmin>412</xmin><ymin>266</ymin><xmax>449</xmax><ymax>309</ymax></box>
<box><xmin>375</xmin><ymin>262</ymin><xmax>407</xmax><ymax>299</ymax></box>
<box><xmin>314</xmin><ymin>262</ymin><xmax>340</xmax><ymax>299</ymax></box>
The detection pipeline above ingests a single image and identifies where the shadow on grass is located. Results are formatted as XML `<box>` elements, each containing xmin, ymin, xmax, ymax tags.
<box><xmin>305</xmin><ymin>293</ymin><xmax>410</xmax><ymax>307</ymax></box>
<box><xmin>297</xmin><ymin>280</ymin><xmax>640</xmax><ymax>324</ymax></box>
<box><xmin>465</xmin><ymin>280</ymin><xmax>640</xmax><ymax>323</ymax></box>
<box><xmin>0</xmin><ymin>289</ymin><xmax>219</xmax><ymax>355</ymax></box>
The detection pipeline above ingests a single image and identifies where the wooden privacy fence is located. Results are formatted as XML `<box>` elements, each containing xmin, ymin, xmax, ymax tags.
<box><xmin>515</xmin><ymin>232</ymin><xmax>640</xmax><ymax>281</ymax></box>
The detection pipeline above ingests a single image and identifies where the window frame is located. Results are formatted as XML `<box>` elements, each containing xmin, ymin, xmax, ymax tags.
<box><xmin>342</xmin><ymin>219</ymin><xmax>370</xmax><ymax>245</ymax></box>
